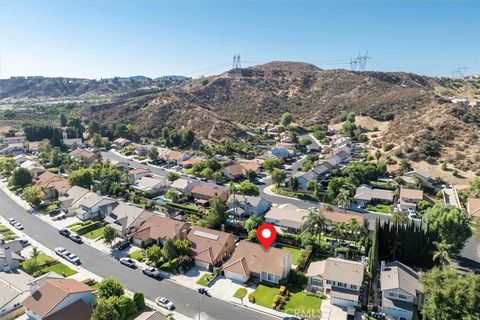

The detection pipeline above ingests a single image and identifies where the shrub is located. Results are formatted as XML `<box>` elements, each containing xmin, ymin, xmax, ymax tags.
<box><xmin>248</xmin><ymin>292</ymin><xmax>255</xmax><ymax>303</ymax></box>
<box><xmin>133</xmin><ymin>292</ymin><xmax>145</xmax><ymax>311</ymax></box>
<box><xmin>75</xmin><ymin>221</ymin><xmax>104</xmax><ymax>235</ymax></box>
<box><xmin>279</xmin><ymin>278</ymin><xmax>288</xmax><ymax>286</ymax></box>
<box><xmin>278</xmin><ymin>286</ymin><xmax>286</xmax><ymax>296</ymax></box>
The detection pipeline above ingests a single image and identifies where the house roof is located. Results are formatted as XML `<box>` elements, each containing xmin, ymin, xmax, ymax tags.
<box><xmin>335</xmin><ymin>150</ymin><xmax>351</xmax><ymax>160</ymax></box>
<box><xmin>187</xmin><ymin>227</ymin><xmax>235</xmax><ymax>264</ymax></box>
<box><xmin>223</xmin><ymin>241</ymin><xmax>292</xmax><ymax>277</ymax></box>
<box><xmin>354</xmin><ymin>185</ymin><xmax>394</xmax><ymax>202</ymax></box>
<box><xmin>0</xmin><ymin>280</ymin><xmax>22</xmax><ymax>310</ymax></box>
<box><xmin>330</xmin><ymin>286</ymin><xmax>360</xmax><ymax>302</ymax></box>
<box><xmin>191</xmin><ymin>185</ymin><xmax>228</xmax><ymax>202</ymax></box>
<box><xmin>132</xmin><ymin>176</ymin><xmax>166</xmax><ymax>190</ymax></box>
<box><xmin>227</xmin><ymin>194</ymin><xmax>266</xmax><ymax>208</ymax></box>
<box><xmin>180</xmin><ymin>158</ymin><xmax>202</xmax><ymax>166</ymax></box>
<box><xmin>69</xmin><ymin>149</ymin><xmax>96</xmax><ymax>161</ymax></box>
<box><xmin>320</xmin><ymin>210</ymin><xmax>365</xmax><ymax>225</ymax></box>
<box><xmin>312</xmin><ymin>162</ymin><xmax>333</xmax><ymax>175</ymax></box>
<box><xmin>265</xmin><ymin>204</ymin><xmax>305</xmax><ymax>228</ymax></box>
<box><xmin>22</xmin><ymin>279</ymin><xmax>93</xmax><ymax>318</ymax></box>
<box><xmin>78</xmin><ymin>193</ymin><xmax>116</xmax><ymax>209</ymax></box>
<box><xmin>0</xmin><ymin>239</ymin><xmax>24</xmax><ymax>253</ymax></box>
<box><xmin>0</xmin><ymin>248</ymin><xmax>24</xmax><ymax>261</ymax></box>
<box><xmin>36</xmin><ymin>172</ymin><xmax>70</xmax><ymax>192</ymax></box>
<box><xmin>323</xmin><ymin>258</ymin><xmax>365</xmax><ymax>287</ymax></box>
<box><xmin>382</xmin><ymin>297</ymin><xmax>415</xmax><ymax>312</ymax></box>
<box><xmin>44</xmin><ymin>298</ymin><xmax>92</xmax><ymax>320</ymax></box>
<box><xmin>58</xmin><ymin>186</ymin><xmax>92</xmax><ymax>207</ymax></box>
<box><xmin>306</xmin><ymin>260</ymin><xmax>326</xmax><ymax>277</ymax></box>
<box><xmin>400</xmin><ymin>188</ymin><xmax>423</xmax><ymax>200</ymax></box>
<box><xmin>295</xmin><ymin>170</ymin><xmax>318</xmax><ymax>181</ymax></box>
<box><xmin>380</xmin><ymin>261</ymin><xmax>422</xmax><ymax>296</ymax></box>
<box><xmin>132</xmin><ymin>216</ymin><xmax>188</xmax><ymax>242</ymax></box>
<box><xmin>241</xmin><ymin>161</ymin><xmax>261</xmax><ymax>172</ymax></box>
<box><xmin>129</xmin><ymin>167</ymin><xmax>150</xmax><ymax>175</ymax></box>
<box><xmin>166</xmin><ymin>150</ymin><xmax>186</xmax><ymax>161</ymax></box>
<box><xmin>105</xmin><ymin>203</ymin><xmax>147</xmax><ymax>228</ymax></box>
<box><xmin>170</xmin><ymin>178</ymin><xmax>191</xmax><ymax>190</ymax></box>
<box><xmin>467</xmin><ymin>198</ymin><xmax>480</xmax><ymax>217</ymax></box>
<box><xmin>223</xmin><ymin>163</ymin><xmax>246</xmax><ymax>177</ymax></box>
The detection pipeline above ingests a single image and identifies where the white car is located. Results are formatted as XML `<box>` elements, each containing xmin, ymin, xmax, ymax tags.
<box><xmin>9</xmin><ymin>218</ymin><xmax>16</xmax><ymax>225</ymax></box>
<box><xmin>119</xmin><ymin>257</ymin><xmax>136</xmax><ymax>268</ymax></box>
<box><xmin>155</xmin><ymin>297</ymin><xmax>174</xmax><ymax>310</ymax></box>
<box><xmin>14</xmin><ymin>222</ymin><xmax>24</xmax><ymax>230</ymax></box>
<box><xmin>54</xmin><ymin>247</ymin><xmax>68</xmax><ymax>257</ymax></box>
<box><xmin>65</xmin><ymin>253</ymin><xmax>81</xmax><ymax>265</ymax></box>
<box><xmin>143</xmin><ymin>266</ymin><xmax>160</xmax><ymax>278</ymax></box>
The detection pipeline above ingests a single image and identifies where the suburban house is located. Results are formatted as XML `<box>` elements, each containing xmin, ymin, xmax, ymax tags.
<box><xmin>187</xmin><ymin>227</ymin><xmax>236</xmax><ymax>270</ymax></box>
<box><xmin>227</xmin><ymin>194</ymin><xmax>271</xmax><ymax>218</ymax></box>
<box><xmin>467</xmin><ymin>198</ymin><xmax>480</xmax><ymax>217</ymax></box>
<box><xmin>129</xmin><ymin>168</ymin><xmax>151</xmax><ymax>181</ymax></box>
<box><xmin>380</xmin><ymin>261</ymin><xmax>424</xmax><ymax>320</ymax></box>
<box><xmin>166</xmin><ymin>150</ymin><xmax>191</xmax><ymax>164</ymax></box>
<box><xmin>320</xmin><ymin>210</ymin><xmax>366</xmax><ymax>229</ymax></box>
<box><xmin>353</xmin><ymin>185</ymin><xmax>394</xmax><ymax>208</ymax></box>
<box><xmin>223</xmin><ymin>241</ymin><xmax>292</xmax><ymax>284</ymax></box>
<box><xmin>306</xmin><ymin>258</ymin><xmax>365</xmax><ymax>308</ymax></box>
<box><xmin>112</xmin><ymin>138</ymin><xmax>131</xmax><ymax>148</ymax></box>
<box><xmin>130</xmin><ymin>216</ymin><xmax>190</xmax><ymax>246</ymax></box>
<box><xmin>0</xmin><ymin>272</ymin><xmax>31</xmax><ymax>318</ymax></box>
<box><xmin>34</xmin><ymin>172</ymin><xmax>70</xmax><ymax>200</ymax></box>
<box><xmin>104</xmin><ymin>203</ymin><xmax>153</xmax><ymax>237</ymax></box>
<box><xmin>326</xmin><ymin>154</ymin><xmax>342</xmax><ymax>167</ymax></box>
<box><xmin>270</xmin><ymin>146</ymin><xmax>292</xmax><ymax>159</ymax></box>
<box><xmin>74</xmin><ymin>194</ymin><xmax>118</xmax><ymax>221</ymax></box>
<box><xmin>179</xmin><ymin>157</ymin><xmax>202</xmax><ymax>168</ymax></box>
<box><xmin>0</xmin><ymin>245</ymin><xmax>24</xmax><ymax>271</ymax></box>
<box><xmin>169</xmin><ymin>178</ymin><xmax>194</xmax><ymax>194</ymax></box>
<box><xmin>20</xmin><ymin>160</ymin><xmax>46</xmax><ymax>179</ymax></box>
<box><xmin>58</xmin><ymin>186</ymin><xmax>94</xmax><ymax>214</ymax></box>
<box><xmin>3</xmin><ymin>134</ymin><xmax>26</xmax><ymax>144</ymax></box>
<box><xmin>294</xmin><ymin>170</ymin><xmax>318</xmax><ymax>190</ymax></box>
<box><xmin>22</xmin><ymin>279</ymin><xmax>94</xmax><ymax>320</ymax></box>
<box><xmin>398</xmin><ymin>188</ymin><xmax>424</xmax><ymax>212</ymax></box>
<box><xmin>221</xmin><ymin>161</ymin><xmax>262</xmax><ymax>180</ymax></box>
<box><xmin>330</xmin><ymin>137</ymin><xmax>351</xmax><ymax>149</ymax></box>
<box><xmin>69</xmin><ymin>148</ymin><xmax>97</xmax><ymax>164</ymax></box>
<box><xmin>191</xmin><ymin>185</ymin><xmax>229</xmax><ymax>203</ymax></box>
<box><xmin>312</xmin><ymin>162</ymin><xmax>334</xmax><ymax>178</ymax></box>
<box><xmin>110</xmin><ymin>160</ymin><xmax>129</xmax><ymax>170</ymax></box>
<box><xmin>240</xmin><ymin>161</ymin><xmax>261</xmax><ymax>174</ymax></box>
<box><xmin>264</xmin><ymin>203</ymin><xmax>306</xmax><ymax>234</ymax></box>
<box><xmin>14</xmin><ymin>154</ymin><xmax>35</xmax><ymax>166</ymax></box>
<box><xmin>334</xmin><ymin>150</ymin><xmax>352</xmax><ymax>163</ymax></box>
<box><xmin>130</xmin><ymin>176</ymin><xmax>168</xmax><ymax>195</ymax></box>
<box><xmin>401</xmin><ymin>170</ymin><xmax>435</xmax><ymax>186</ymax></box>
<box><xmin>0</xmin><ymin>143</ymin><xmax>25</xmax><ymax>156</ymax></box>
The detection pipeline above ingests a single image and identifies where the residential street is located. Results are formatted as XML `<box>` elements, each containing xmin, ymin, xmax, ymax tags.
<box><xmin>0</xmin><ymin>188</ymin><xmax>276</xmax><ymax>320</ymax></box>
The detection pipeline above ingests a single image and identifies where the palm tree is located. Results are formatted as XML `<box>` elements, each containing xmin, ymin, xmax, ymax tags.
<box><xmin>331</xmin><ymin>222</ymin><xmax>348</xmax><ymax>241</ymax></box>
<box><xmin>229</xmin><ymin>182</ymin><xmax>238</xmax><ymax>215</ymax></box>
<box><xmin>347</xmin><ymin>218</ymin><xmax>366</xmax><ymax>241</ymax></box>
<box><xmin>433</xmin><ymin>241</ymin><xmax>453</xmax><ymax>265</ymax></box>
<box><xmin>336</xmin><ymin>188</ymin><xmax>352</xmax><ymax>213</ymax></box>
<box><xmin>31</xmin><ymin>247</ymin><xmax>39</xmax><ymax>265</ymax></box>
<box><xmin>302</xmin><ymin>208</ymin><xmax>326</xmax><ymax>237</ymax></box>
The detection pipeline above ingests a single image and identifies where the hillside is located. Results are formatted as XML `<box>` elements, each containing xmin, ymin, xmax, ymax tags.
<box><xmin>0</xmin><ymin>76</ymin><xmax>185</xmax><ymax>100</ymax></box>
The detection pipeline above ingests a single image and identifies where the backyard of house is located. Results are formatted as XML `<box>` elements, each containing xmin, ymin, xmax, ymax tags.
<box><xmin>367</xmin><ymin>203</ymin><xmax>391</xmax><ymax>214</ymax></box>
<box><xmin>278</xmin><ymin>245</ymin><xmax>302</xmax><ymax>265</ymax></box>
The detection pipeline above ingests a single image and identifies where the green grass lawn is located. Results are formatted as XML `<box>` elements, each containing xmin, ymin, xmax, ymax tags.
<box><xmin>367</xmin><ymin>203</ymin><xmax>391</xmax><ymax>214</ymax></box>
<box><xmin>233</xmin><ymin>288</ymin><xmax>248</xmax><ymax>299</ymax></box>
<box><xmin>21</xmin><ymin>253</ymin><xmax>55</xmax><ymax>269</ymax></box>
<box><xmin>129</xmin><ymin>250</ymin><xmax>145</xmax><ymax>262</ymax></box>
<box><xmin>66</xmin><ymin>221</ymin><xmax>83</xmax><ymax>228</ymax></box>
<box><xmin>70</xmin><ymin>220</ymin><xmax>98</xmax><ymax>232</ymax></box>
<box><xmin>284</xmin><ymin>290</ymin><xmax>322</xmax><ymax>317</ymax></box>
<box><xmin>0</xmin><ymin>224</ymin><xmax>19</xmax><ymax>240</ymax></box>
<box><xmin>253</xmin><ymin>284</ymin><xmax>278</xmax><ymax>308</ymax></box>
<box><xmin>83</xmin><ymin>227</ymin><xmax>106</xmax><ymax>239</ymax></box>
<box><xmin>36</xmin><ymin>263</ymin><xmax>78</xmax><ymax>277</ymax></box>
<box><xmin>196</xmin><ymin>273</ymin><xmax>214</xmax><ymax>286</ymax></box>
<box><xmin>279</xmin><ymin>246</ymin><xmax>302</xmax><ymax>265</ymax></box>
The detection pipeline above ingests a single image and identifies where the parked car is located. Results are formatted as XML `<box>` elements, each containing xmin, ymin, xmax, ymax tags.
<box><xmin>59</xmin><ymin>228</ymin><xmax>71</xmax><ymax>237</ymax></box>
<box><xmin>54</xmin><ymin>247</ymin><xmax>68</xmax><ymax>257</ymax></box>
<box><xmin>9</xmin><ymin>218</ymin><xmax>16</xmax><ymax>225</ymax></box>
<box><xmin>143</xmin><ymin>266</ymin><xmax>161</xmax><ymax>278</ymax></box>
<box><xmin>155</xmin><ymin>297</ymin><xmax>174</xmax><ymax>310</ymax></box>
<box><xmin>19</xmin><ymin>239</ymin><xmax>30</xmax><ymax>247</ymax></box>
<box><xmin>65</xmin><ymin>253</ymin><xmax>81</xmax><ymax>265</ymax></box>
<box><xmin>119</xmin><ymin>257</ymin><xmax>136</xmax><ymax>268</ymax></box>
<box><xmin>14</xmin><ymin>222</ymin><xmax>24</xmax><ymax>230</ymax></box>
<box><xmin>115</xmin><ymin>241</ymin><xmax>130</xmax><ymax>251</ymax></box>
<box><xmin>48</xmin><ymin>209</ymin><xmax>61</xmax><ymax>217</ymax></box>
<box><xmin>69</xmin><ymin>234</ymin><xmax>83</xmax><ymax>244</ymax></box>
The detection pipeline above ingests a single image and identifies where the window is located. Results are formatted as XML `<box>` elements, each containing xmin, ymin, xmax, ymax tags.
<box><xmin>388</xmin><ymin>292</ymin><xmax>397</xmax><ymax>298</ymax></box>
<box><xmin>326</xmin><ymin>280</ymin><xmax>332</xmax><ymax>285</ymax></box>
<box><xmin>267</xmin><ymin>273</ymin><xmax>274</xmax><ymax>282</ymax></box>
<box><xmin>398</xmin><ymin>294</ymin><xmax>408</xmax><ymax>299</ymax></box>
<box><xmin>336</xmin><ymin>282</ymin><xmax>347</xmax><ymax>288</ymax></box>
<box><xmin>312</xmin><ymin>279</ymin><xmax>323</xmax><ymax>287</ymax></box>
<box><xmin>351</xmin><ymin>285</ymin><xmax>357</xmax><ymax>290</ymax></box>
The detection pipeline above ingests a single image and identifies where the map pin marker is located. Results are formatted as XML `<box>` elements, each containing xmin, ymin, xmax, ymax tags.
<box><xmin>257</xmin><ymin>224</ymin><xmax>276</xmax><ymax>250</ymax></box>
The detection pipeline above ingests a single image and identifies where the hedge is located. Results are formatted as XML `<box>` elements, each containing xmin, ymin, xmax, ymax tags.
<box><xmin>166</xmin><ymin>202</ymin><xmax>199</xmax><ymax>213</ymax></box>
<box><xmin>248</xmin><ymin>292</ymin><xmax>255</xmax><ymax>303</ymax></box>
<box><xmin>75</xmin><ymin>221</ymin><xmax>104</xmax><ymax>235</ymax></box>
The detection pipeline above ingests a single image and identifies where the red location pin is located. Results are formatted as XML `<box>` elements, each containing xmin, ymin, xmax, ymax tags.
<box><xmin>257</xmin><ymin>224</ymin><xmax>276</xmax><ymax>250</ymax></box>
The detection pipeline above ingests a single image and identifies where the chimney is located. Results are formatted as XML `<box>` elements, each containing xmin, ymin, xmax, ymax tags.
<box><xmin>221</xmin><ymin>224</ymin><xmax>225</xmax><ymax>232</ymax></box>
<box><xmin>282</xmin><ymin>253</ymin><xmax>289</xmax><ymax>277</ymax></box>
<box><xmin>30</xmin><ymin>283</ymin><xmax>39</xmax><ymax>296</ymax></box>
<box><xmin>181</xmin><ymin>229</ymin><xmax>188</xmax><ymax>240</ymax></box>
<box><xmin>4</xmin><ymin>246</ymin><xmax>12</xmax><ymax>267</ymax></box>
<box><xmin>175</xmin><ymin>224</ymin><xmax>181</xmax><ymax>239</ymax></box>
<box><xmin>96</xmin><ymin>189</ymin><xmax>102</xmax><ymax>196</ymax></box>
<box><xmin>380</xmin><ymin>260</ymin><xmax>386</xmax><ymax>271</ymax></box>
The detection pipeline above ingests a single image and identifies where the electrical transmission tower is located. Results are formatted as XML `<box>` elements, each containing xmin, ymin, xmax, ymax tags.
<box><xmin>451</xmin><ymin>67</ymin><xmax>467</xmax><ymax>78</ymax></box>
<box><xmin>232</xmin><ymin>54</ymin><xmax>241</xmax><ymax>69</ymax></box>
<box><xmin>350</xmin><ymin>51</ymin><xmax>371</xmax><ymax>71</ymax></box>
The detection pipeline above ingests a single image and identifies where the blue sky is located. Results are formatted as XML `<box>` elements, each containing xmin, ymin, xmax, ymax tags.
<box><xmin>1</xmin><ymin>0</ymin><xmax>479</xmax><ymax>78</ymax></box>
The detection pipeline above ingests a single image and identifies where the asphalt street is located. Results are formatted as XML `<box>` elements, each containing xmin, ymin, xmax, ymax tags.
<box><xmin>0</xmin><ymin>189</ymin><xmax>275</xmax><ymax>320</ymax></box>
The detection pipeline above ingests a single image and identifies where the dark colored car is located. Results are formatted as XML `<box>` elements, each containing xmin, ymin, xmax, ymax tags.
<box><xmin>59</xmin><ymin>228</ymin><xmax>71</xmax><ymax>237</ymax></box>
<box><xmin>48</xmin><ymin>209</ymin><xmax>61</xmax><ymax>217</ymax></box>
<box><xmin>116</xmin><ymin>241</ymin><xmax>131</xmax><ymax>251</ymax></box>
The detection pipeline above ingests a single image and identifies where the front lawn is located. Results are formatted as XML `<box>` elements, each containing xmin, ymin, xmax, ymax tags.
<box><xmin>0</xmin><ymin>224</ymin><xmax>18</xmax><ymax>240</ymax></box>
<box><xmin>83</xmin><ymin>226</ymin><xmax>106</xmax><ymax>239</ymax></box>
<box><xmin>233</xmin><ymin>288</ymin><xmax>248</xmax><ymax>299</ymax></box>
<box><xmin>196</xmin><ymin>273</ymin><xmax>214</xmax><ymax>286</ymax></box>
<box><xmin>252</xmin><ymin>284</ymin><xmax>278</xmax><ymax>308</ymax></box>
<box><xmin>36</xmin><ymin>262</ymin><xmax>78</xmax><ymax>277</ymax></box>
<box><xmin>129</xmin><ymin>250</ymin><xmax>145</xmax><ymax>262</ymax></box>
<box><xmin>367</xmin><ymin>203</ymin><xmax>391</xmax><ymax>214</ymax></box>
<box><xmin>284</xmin><ymin>289</ymin><xmax>322</xmax><ymax>318</ymax></box>
<box><xmin>278</xmin><ymin>246</ymin><xmax>302</xmax><ymax>265</ymax></box>
<box><xmin>21</xmin><ymin>253</ymin><xmax>77</xmax><ymax>277</ymax></box>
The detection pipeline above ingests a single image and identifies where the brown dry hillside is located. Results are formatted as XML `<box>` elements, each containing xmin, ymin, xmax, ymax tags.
<box><xmin>81</xmin><ymin>61</ymin><xmax>480</xmax><ymax>168</ymax></box>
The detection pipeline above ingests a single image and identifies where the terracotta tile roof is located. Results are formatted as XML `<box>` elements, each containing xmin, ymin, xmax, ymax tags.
<box><xmin>187</xmin><ymin>227</ymin><xmax>235</xmax><ymax>264</ymax></box>
<box><xmin>224</xmin><ymin>163</ymin><xmax>246</xmax><ymax>177</ymax></box>
<box><xmin>35</xmin><ymin>172</ymin><xmax>71</xmax><ymax>194</ymax></box>
<box><xmin>166</xmin><ymin>150</ymin><xmax>183</xmax><ymax>161</ymax></box>
<box><xmin>320</xmin><ymin>210</ymin><xmax>365</xmax><ymax>225</ymax></box>
<box><xmin>399</xmin><ymin>188</ymin><xmax>423</xmax><ymax>200</ymax></box>
<box><xmin>69</xmin><ymin>149</ymin><xmax>96</xmax><ymax>162</ymax></box>
<box><xmin>22</xmin><ymin>279</ymin><xmax>93</xmax><ymax>318</ymax></box>
<box><xmin>468</xmin><ymin>198</ymin><xmax>480</xmax><ymax>217</ymax></box>
<box><xmin>129</xmin><ymin>167</ymin><xmax>150</xmax><ymax>175</ymax></box>
<box><xmin>132</xmin><ymin>216</ymin><xmax>189</xmax><ymax>242</ymax></box>
<box><xmin>241</xmin><ymin>161</ymin><xmax>261</xmax><ymax>172</ymax></box>
<box><xmin>191</xmin><ymin>185</ymin><xmax>228</xmax><ymax>202</ymax></box>
<box><xmin>223</xmin><ymin>241</ymin><xmax>291</xmax><ymax>277</ymax></box>
<box><xmin>44</xmin><ymin>298</ymin><xmax>92</xmax><ymax>320</ymax></box>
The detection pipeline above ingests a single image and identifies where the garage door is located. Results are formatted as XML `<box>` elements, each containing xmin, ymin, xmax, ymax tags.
<box><xmin>225</xmin><ymin>271</ymin><xmax>248</xmax><ymax>283</ymax></box>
